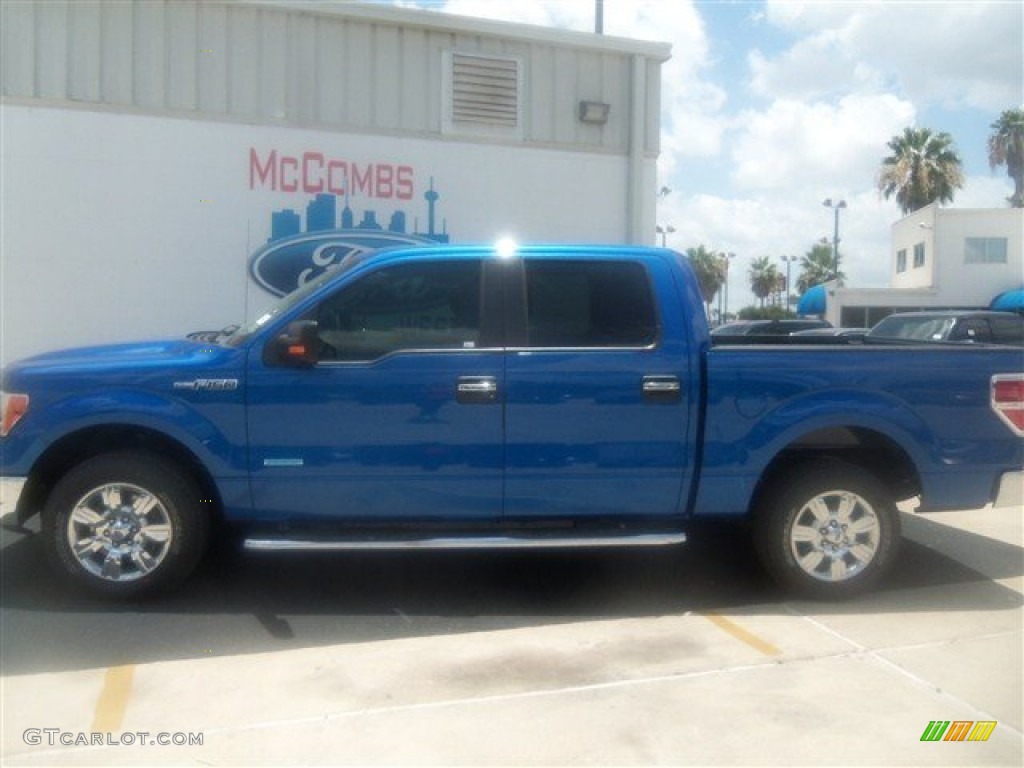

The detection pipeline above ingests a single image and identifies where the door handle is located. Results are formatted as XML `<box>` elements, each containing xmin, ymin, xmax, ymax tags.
<box><xmin>457</xmin><ymin>376</ymin><xmax>499</xmax><ymax>404</ymax></box>
<box><xmin>642</xmin><ymin>375</ymin><xmax>682</xmax><ymax>403</ymax></box>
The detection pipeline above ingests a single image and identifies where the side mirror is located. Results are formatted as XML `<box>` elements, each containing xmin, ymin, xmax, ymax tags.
<box><xmin>264</xmin><ymin>320</ymin><xmax>320</xmax><ymax>367</ymax></box>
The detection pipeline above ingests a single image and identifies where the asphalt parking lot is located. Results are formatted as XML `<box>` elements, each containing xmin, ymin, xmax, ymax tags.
<box><xmin>1</xmin><ymin>478</ymin><xmax>1021</xmax><ymax>766</ymax></box>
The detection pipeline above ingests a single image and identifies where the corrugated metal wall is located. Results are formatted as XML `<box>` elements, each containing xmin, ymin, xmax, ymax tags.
<box><xmin>1</xmin><ymin>0</ymin><xmax>665</xmax><ymax>156</ymax></box>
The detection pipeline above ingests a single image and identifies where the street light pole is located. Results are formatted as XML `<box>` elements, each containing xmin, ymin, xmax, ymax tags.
<box><xmin>822</xmin><ymin>198</ymin><xmax>847</xmax><ymax>282</ymax></box>
<box><xmin>780</xmin><ymin>255</ymin><xmax>798</xmax><ymax>313</ymax></box>
<box><xmin>716</xmin><ymin>252</ymin><xmax>733</xmax><ymax>325</ymax></box>
<box><xmin>724</xmin><ymin>252</ymin><xmax>733</xmax><ymax>321</ymax></box>
<box><xmin>716</xmin><ymin>261</ymin><xmax>723</xmax><ymax>325</ymax></box>
<box><xmin>656</xmin><ymin>187</ymin><xmax>673</xmax><ymax>248</ymax></box>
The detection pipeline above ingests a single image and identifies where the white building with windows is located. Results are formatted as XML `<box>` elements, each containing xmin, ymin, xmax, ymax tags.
<box><xmin>824</xmin><ymin>203</ymin><xmax>1024</xmax><ymax>327</ymax></box>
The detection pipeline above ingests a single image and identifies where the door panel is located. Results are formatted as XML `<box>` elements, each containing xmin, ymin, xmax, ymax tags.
<box><xmin>247</xmin><ymin>353</ymin><xmax>504</xmax><ymax>521</ymax></box>
<box><xmin>503</xmin><ymin>257</ymin><xmax>694</xmax><ymax>520</ymax></box>
<box><xmin>246</xmin><ymin>258</ymin><xmax>505</xmax><ymax>522</ymax></box>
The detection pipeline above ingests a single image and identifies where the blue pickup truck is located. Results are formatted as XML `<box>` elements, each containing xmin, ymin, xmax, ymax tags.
<box><xmin>2</xmin><ymin>245</ymin><xmax>1022</xmax><ymax>599</ymax></box>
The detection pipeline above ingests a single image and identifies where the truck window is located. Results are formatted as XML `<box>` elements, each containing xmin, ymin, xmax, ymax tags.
<box><xmin>871</xmin><ymin>315</ymin><xmax>953</xmax><ymax>341</ymax></box>
<box><xmin>314</xmin><ymin>260</ymin><xmax>483</xmax><ymax>361</ymax></box>
<box><xmin>990</xmin><ymin>314</ymin><xmax>1024</xmax><ymax>345</ymax></box>
<box><xmin>524</xmin><ymin>260</ymin><xmax>657</xmax><ymax>348</ymax></box>
<box><xmin>951</xmin><ymin>318</ymin><xmax>992</xmax><ymax>343</ymax></box>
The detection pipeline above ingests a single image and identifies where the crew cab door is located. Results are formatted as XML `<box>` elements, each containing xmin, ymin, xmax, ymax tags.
<box><xmin>503</xmin><ymin>255</ymin><xmax>697</xmax><ymax>520</ymax></box>
<box><xmin>246</xmin><ymin>257</ymin><xmax>505</xmax><ymax>521</ymax></box>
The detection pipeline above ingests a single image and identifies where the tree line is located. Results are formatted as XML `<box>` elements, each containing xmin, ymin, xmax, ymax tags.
<box><xmin>683</xmin><ymin>107</ymin><xmax>1023</xmax><ymax>321</ymax></box>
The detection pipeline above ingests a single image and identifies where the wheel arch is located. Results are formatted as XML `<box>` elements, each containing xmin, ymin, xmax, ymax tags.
<box><xmin>751</xmin><ymin>425</ymin><xmax>922</xmax><ymax>518</ymax></box>
<box><xmin>15</xmin><ymin>424</ymin><xmax>224</xmax><ymax>527</ymax></box>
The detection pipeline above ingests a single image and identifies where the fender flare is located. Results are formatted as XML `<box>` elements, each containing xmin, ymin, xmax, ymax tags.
<box><xmin>19</xmin><ymin>388</ymin><xmax>245</xmax><ymax>479</ymax></box>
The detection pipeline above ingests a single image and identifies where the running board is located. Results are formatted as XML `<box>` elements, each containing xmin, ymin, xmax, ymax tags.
<box><xmin>243</xmin><ymin>532</ymin><xmax>686</xmax><ymax>552</ymax></box>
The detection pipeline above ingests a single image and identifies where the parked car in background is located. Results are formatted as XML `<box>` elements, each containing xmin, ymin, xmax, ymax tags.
<box><xmin>711</xmin><ymin>318</ymin><xmax>835</xmax><ymax>345</ymax></box>
<box><xmin>866</xmin><ymin>311</ymin><xmax>1024</xmax><ymax>346</ymax></box>
<box><xmin>711</xmin><ymin>319</ymin><xmax>832</xmax><ymax>338</ymax></box>
<box><xmin>791</xmin><ymin>328</ymin><xmax>870</xmax><ymax>343</ymax></box>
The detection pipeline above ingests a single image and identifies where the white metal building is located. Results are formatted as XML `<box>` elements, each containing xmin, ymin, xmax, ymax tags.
<box><xmin>824</xmin><ymin>203</ymin><xmax>1024</xmax><ymax>327</ymax></box>
<box><xmin>1</xmin><ymin>0</ymin><xmax>669</xmax><ymax>364</ymax></box>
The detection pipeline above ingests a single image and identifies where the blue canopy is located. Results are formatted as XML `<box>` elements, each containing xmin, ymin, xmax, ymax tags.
<box><xmin>797</xmin><ymin>284</ymin><xmax>827</xmax><ymax>316</ymax></box>
<box><xmin>990</xmin><ymin>289</ymin><xmax>1024</xmax><ymax>311</ymax></box>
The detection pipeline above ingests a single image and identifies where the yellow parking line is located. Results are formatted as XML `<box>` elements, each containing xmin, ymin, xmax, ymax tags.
<box><xmin>91</xmin><ymin>665</ymin><xmax>135</xmax><ymax>732</ymax></box>
<box><xmin>703</xmin><ymin>613</ymin><xmax>782</xmax><ymax>656</ymax></box>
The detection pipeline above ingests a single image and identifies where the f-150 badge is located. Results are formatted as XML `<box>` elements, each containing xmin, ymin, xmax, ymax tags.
<box><xmin>173</xmin><ymin>379</ymin><xmax>239</xmax><ymax>392</ymax></box>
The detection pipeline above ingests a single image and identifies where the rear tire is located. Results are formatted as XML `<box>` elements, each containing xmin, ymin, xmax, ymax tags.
<box><xmin>753</xmin><ymin>460</ymin><xmax>900</xmax><ymax>599</ymax></box>
<box><xmin>42</xmin><ymin>452</ymin><xmax>209</xmax><ymax>598</ymax></box>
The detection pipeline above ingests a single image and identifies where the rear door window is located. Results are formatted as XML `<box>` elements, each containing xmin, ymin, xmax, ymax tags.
<box><xmin>990</xmin><ymin>314</ymin><xmax>1024</xmax><ymax>345</ymax></box>
<box><xmin>523</xmin><ymin>260</ymin><xmax>657</xmax><ymax>348</ymax></box>
<box><xmin>951</xmin><ymin>318</ymin><xmax>992</xmax><ymax>343</ymax></box>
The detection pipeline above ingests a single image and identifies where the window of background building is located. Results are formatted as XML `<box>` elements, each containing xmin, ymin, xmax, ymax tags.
<box><xmin>913</xmin><ymin>242</ymin><xmax>926</xmax><ymax>268</ymax></box>
<box><xmin>839</xmin><ymin>306</ymin><xmax>902</xmax><ymax>328</ymax></box>
<box><xmin>896</xmin><ymin>248</ymin><xmax>907</xmax><ymax>273</ymax></box>
<box><xmin>965</xmin><ymin>237</ymin><xmax>1008</xmax><ymax>264</ymax></box>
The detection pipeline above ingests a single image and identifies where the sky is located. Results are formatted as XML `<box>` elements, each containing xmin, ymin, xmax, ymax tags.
<box><xmin>389</xmin><ymin>0</ymin><xmax>1022</xmax><ymax>311</ymax></box>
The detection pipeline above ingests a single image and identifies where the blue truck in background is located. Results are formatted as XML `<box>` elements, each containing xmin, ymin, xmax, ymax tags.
<box><xmin>2</xmin><ymin>245</ymin><xmax>1022</xmax><ymax>599</ymax></box>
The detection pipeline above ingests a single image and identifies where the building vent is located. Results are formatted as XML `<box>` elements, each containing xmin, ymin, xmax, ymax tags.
<box><xmin>445</xmin><ymin>52</ymin><xmax>522</xmax><ymax>136</ymax></box>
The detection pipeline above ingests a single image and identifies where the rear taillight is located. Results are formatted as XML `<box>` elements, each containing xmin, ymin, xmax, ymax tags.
<box><xmin>0</xmin><ymin>392</ymin><xmax>30</xmax><ymax>437</ymax></box>
<box><xmin>992</xmin><ymin>374</ymin><xmax>1024</xmax><ymax>436</ymax></box>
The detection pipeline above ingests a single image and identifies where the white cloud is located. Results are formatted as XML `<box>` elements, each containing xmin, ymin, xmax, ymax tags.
<box><xmin>761</xmin><ymin>0</ymin><xmax>857</xmax><ymax>33</ymax></box>
<box><xmin>748</xmin><ymin>33</ymin><xmax>884</xmax><ymax>101</ymax></box>
<box><xmin>648</xmin><ymin>4</ymin><xmax>729</xmax><ymax>166</ymax></box>
<box><xmin>729</xmin><ymin>94</ymin><xmax>916</xmax><ymax>191</ymax></box>
<box><xmin>756</xmin><ymin>1</ymin><xmax>1023</xmax><ymax>111</ymax></box>
<box><xmin>957</xmin><ymin>174</ymin><xmax>1017</xmax><ymax>209</ymax></box>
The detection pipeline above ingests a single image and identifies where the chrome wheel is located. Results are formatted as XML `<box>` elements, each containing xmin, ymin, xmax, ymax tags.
<box><xmin>66</xmin><ymin>483</ymin><xmax>174</xmax><ymax>582</ymax></box>
<box><xmin>788</xmin><ymin>489</ymin><xmax>881</xmax><ymax>582</ymax></box>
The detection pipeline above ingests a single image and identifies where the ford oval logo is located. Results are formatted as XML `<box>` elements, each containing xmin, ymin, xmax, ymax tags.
<box><xmin>249</xmin><ymin>231</ymin><xmax>440</xmax><ymax>297</ymax></box>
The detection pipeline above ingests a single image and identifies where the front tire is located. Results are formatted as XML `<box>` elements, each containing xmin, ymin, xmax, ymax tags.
<box><xmin>753</xmin><ymin>460</ymin><xmax>900</xmax><ymax>599</ymax></box>
<box><xmin>42</xmin><ymin>452</ymin><xmax>209</xmax><ymax>598</ymax></box>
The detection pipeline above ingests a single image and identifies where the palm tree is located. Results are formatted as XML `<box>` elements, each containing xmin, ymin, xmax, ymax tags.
<box><xmin>748</xmin><ymin>256</ymin><xmax>780</xmax><ymax>308</ymax></box>
<box><xmin>796</xmin><ymin>238</ymin><xmax>846</xmax><ymax>294</ymax></box>
<box><xmin>988</xmin><ymin>108</ymin><xmax>1024</xmax><ymax>207</ymax></box>
<box><xmin>686</xmin><ymin>245</ymin><xmax>726</xmax><ymax>320</ymax></box>
<box><xmin>876</xmin><ymin>127</ymin><xmax>965</xmax><ymax>215</ymax></box>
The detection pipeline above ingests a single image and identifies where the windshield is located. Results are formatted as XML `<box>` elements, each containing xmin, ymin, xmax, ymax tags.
<box><xmin>869</xmin><ymin>315</ymin><xmax>955</xmax><ymax>341</ymax></box>
<box><xmin>223</xmin><ymin>255</ymin><xmax>365</xmax><ymax>347</ymax></box>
